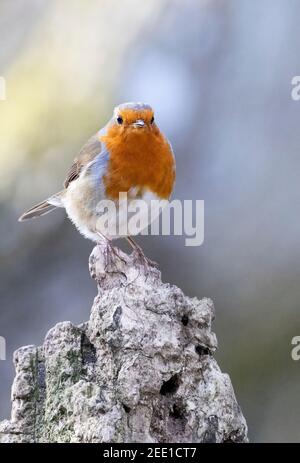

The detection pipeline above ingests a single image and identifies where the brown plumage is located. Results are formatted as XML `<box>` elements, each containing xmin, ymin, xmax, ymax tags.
<box><xmin>64</xmin><ymin>134</ymin><xmax>102</xmax><ymax>188</ymax></box>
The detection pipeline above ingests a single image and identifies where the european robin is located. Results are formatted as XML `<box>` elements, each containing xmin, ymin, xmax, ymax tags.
<box><xmin>19</xmin><ymin>102</ymin><xmax>176</xmax><ymax>265</ymax></box>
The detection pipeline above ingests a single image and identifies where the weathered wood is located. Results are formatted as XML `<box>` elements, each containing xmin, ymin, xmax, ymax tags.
<box><xmin>0</xmin><ymin>245</ymin><xmax>248</xmax><ymax>443</ymax></box>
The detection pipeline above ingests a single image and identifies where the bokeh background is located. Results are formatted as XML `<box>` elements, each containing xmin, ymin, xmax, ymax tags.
<box><xmin>1</xmin><ymin>0</ymin><xmax>300</xmax><ymax>442</ymax></box>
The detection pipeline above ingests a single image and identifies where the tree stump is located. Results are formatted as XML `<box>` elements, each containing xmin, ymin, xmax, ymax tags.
<box><xmin>0</xmin><ymin>245</ymin><xmax>248</xmax><ymax>443</ymax></box>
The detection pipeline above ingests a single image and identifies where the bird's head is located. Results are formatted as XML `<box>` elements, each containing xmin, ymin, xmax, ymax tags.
<box><xmin>104</xmin><ymin>102</ymin><xmax>157</xmax><ymax>139</ymax></box>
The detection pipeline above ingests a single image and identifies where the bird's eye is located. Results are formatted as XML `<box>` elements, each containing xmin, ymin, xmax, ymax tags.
<box><xmin>150</xmin><ymin>116</ymin><xmax>154</xmax><ymax>124</ymax></box>
<box><xmin>117</xmin><ymin>116</ymin><xmax>123</xmax><ymax>125</ymax></box>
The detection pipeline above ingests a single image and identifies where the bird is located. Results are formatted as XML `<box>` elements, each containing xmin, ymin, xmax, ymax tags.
<box><xmin>19</xmin><ymin>102</ymin><xmax>175</xmax><ymax>267</ymax></box>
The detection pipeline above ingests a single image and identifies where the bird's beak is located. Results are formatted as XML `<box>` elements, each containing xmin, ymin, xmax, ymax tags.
<box><xmin>132</xmin><ymin>119</ymin><xmax>145</xmax><ymax>128</ymax></box>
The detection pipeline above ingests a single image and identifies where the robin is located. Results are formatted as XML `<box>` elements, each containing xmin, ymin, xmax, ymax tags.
<box><xmin>19</xmin><ymin>102</ymin><xmax>176</xmax><ymax>266</ymax></box>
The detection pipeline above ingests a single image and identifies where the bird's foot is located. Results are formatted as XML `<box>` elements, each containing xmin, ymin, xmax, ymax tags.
<box><xmin>132</xmin><ymin>247</ymin><xmax>159</xmax><ymax>273</ymax></box>
<box><xmin>126</xmin><ymin>236</ymin><xmax>159</xmax><ymax>274</ymax></box>
<box><xmin>98</xmin><ymin>240</ymin><xmax>126</xmax><ymax>273</ymax></box>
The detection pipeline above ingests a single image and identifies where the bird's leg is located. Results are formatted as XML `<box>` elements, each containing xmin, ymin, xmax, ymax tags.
<box><xmin>96</xmin><ymin>232</ymin><xmax>126</xmax><ymax>271</ymax></box>
<box><xmin>126</xmin><ymin>236</ymin><xmax>158</xmax><ymax>269</ymax></box>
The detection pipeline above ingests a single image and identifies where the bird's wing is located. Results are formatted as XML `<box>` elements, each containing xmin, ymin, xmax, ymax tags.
<box><xmin>64</xmin><ymin>133</ymin><xmax>104</xmax><ymax>188</ymax></box>
<box><xmin>19</xmin><ymin>134</ymin><xmax>108</xmax><ymax>222</ymax></box>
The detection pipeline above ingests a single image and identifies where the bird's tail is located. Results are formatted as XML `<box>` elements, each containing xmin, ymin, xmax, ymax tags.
<box><xmin>18</xmin><ymin>191</ymin><xmax>64</xmax><ymax>222</ymax></box>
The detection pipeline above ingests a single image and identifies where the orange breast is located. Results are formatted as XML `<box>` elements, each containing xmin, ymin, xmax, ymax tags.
<box><xmin>100</xmin><ymin>125</ymin><xmax>175</xmax><ymax>200</ymax></box>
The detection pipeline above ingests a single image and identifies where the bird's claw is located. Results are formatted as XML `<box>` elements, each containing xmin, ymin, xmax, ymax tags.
<box><xmin>132</xmin><ymin>248</ymin><xmax>159</xmax><ymax>272</ymax></box>
<box><xmin>98</xmin><ymin>240</ymin><xmax>126</xmax><ymax>273</ymax></box>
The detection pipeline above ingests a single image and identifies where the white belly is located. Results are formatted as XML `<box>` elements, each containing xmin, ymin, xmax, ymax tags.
<box><xmin>62</xmin><ymin>177</ymin><xmax>166</xmax><ymax>242</ymax></box>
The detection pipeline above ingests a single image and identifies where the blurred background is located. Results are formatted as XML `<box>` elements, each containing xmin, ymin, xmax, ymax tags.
<box><xmin>0</xmin><ymin>0</ymin><xmax>300</xmax><ymax>442</ymax></box>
